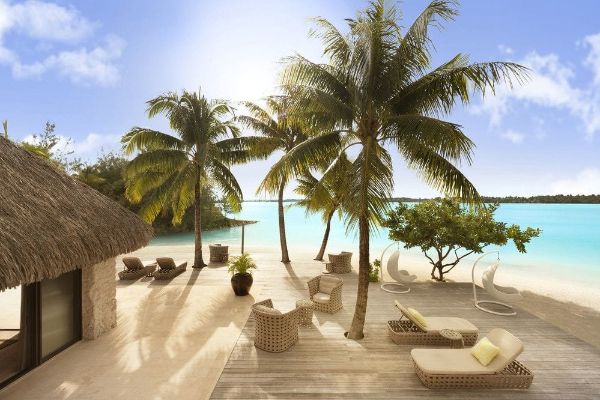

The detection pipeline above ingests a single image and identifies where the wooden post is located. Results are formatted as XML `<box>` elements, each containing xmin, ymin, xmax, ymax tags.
<box><xmin>241</xmin><ymin>224</ymin><xmax>245</xmax><ymax>254</ymax></box>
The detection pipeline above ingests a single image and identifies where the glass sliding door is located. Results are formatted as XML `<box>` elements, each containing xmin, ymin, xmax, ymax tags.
<box><xmin>40</xmin><ymin>270</ymin><xmax>81</xmax><ymax>360</ymax></box>
<box><xmin>0</xmin><ymin>286</ymin><xmax>22</xmax><ymax>385</ymax></box>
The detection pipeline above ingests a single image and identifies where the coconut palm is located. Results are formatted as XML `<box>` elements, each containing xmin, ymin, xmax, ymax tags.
<box><xmin>261</xmin><ymin>0</ymin><xmax>527</xmax><ymax>338</ymax></box>
<box><xmin>237</xmin><ymin>96</ymin><xmax>307</xmax><ymax>263</ymax></box>
<box><xmin>122</xmin><ymin>90</ymin><xmax>261</xmax><ymax>268</ymax></box>
<box><xmin>294</xmin><ymin>152</ymin><xmax>352</xmax><ymax>260</ymax></box>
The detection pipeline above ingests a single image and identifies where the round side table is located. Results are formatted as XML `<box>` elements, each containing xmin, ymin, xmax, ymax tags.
<box><xmin>439</xmin><ymin>329</ymin><xmax>464</xmax><ymax>348</ymax></box>
<box><xmin>295</xmin><ymin>299</ymin><xmax>314</xmax><ymax>326</ymax></box>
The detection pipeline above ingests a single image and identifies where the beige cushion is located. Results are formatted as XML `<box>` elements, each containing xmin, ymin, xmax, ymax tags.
<box><xmin>123</xmin><ymin>257</ymin><xmax>144</xmax><ymax>271</ymax></box>
<box><xmin>422</xmin><ymin>317</ymin><xmax>479</xmax><ymax>334</ymax></box>
<box><xmin>395</xmin><ymin>301</ymin><xmax>427</xmax><ymax>331</ymax></box>
<box><xmin>319</xmin><ymin>275</ymin><xmax>341</xmax><ymax>294</ymax></box>
<box><xmin>411</xmin><ymin>348</ymin><xmax>496</xmax><ymax>375</ymax></box>
<box><xmin>411</xmin><ymin>328</ymin><xmax>524</xmax><ymax>375</ymax></box>
<box><xmin>407</xmin><ymin>308</ymin><xmax>428</xmax><ymax>328</ymax></box>
<box><xmin>253</xmin><ymin>305</ymin><xmax>282</xmax><ymax>315</ymax></box>
<box><xmin>471</xmin><ymin>337</ymin><xmax>500</xmax><ymax>366</ymax></box>
<box><xmin>313</xmin><ymin>292</ymin><xmax>331</xmax><ymax>304</ymax></box>
<box><xmin>156</xmin><ymin>257</ymin><xmax>176</xmax><ymax>270</ymax></box>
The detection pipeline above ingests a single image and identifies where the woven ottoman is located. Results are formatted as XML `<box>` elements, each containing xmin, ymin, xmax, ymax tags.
<box><xmin>295</xmin><ymin>299</ymin><xmax>314</xmax><ymax>326</ymax></box>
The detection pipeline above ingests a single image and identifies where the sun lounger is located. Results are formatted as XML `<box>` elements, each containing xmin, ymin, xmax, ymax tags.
<box><xmin>388</xmin><ymin>301</ymin><xmax>479</xmax><ymax>346</ymax></box>
<box><xmin>118</xmin><ymin>257</ymin><xmax>157</xmax><ymax>280</ymax></box>
<box><xmin>153</xmin><ymin>257</ymin><xmax>187</xmax><ymax>280</ymax></box>
<box><xmin>411</xmin><ymin>328</ymin><xmax>533</xmax><ymax>389</ymax></box>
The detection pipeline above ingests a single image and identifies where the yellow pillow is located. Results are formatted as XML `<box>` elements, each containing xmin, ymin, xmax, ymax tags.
<box><xmin>407</xmin><ymin>307</ymin><xmax>427</xmax><ymax>328</ymax></box>
<box><xmin>471</xmin><ymin>337</ymin><xmax>500</xmax><ymax>366</ymax></box>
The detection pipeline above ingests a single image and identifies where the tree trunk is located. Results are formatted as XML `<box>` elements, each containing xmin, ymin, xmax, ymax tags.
<box><xmin>315</xmin><ymin>208</ymin><xmax>335</xmax><ymax>261</ymax></box>
<box><xmin>193</xmin><ymin>180</ymin><xmax>206</xmax><ymax>268</ymax></box>
<box><xmin>346</xmin><ymin>213</ymin><xmax>370</xmax><ymax>340</ymax></box>
<box><xmin>430</xmin><ymin>262</ymin><xmax>444</xmax><ymax>281</ymax></box>
<box><xmin>278</xmin><ymin>181</ymin><xmax>290</xmax><ymax>263</ymax></box>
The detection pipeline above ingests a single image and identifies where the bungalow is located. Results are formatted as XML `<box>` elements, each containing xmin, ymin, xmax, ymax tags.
<box><xmin>0</xmin><ymin>137</ymin><xmax>153</xmax><ymax>388</ymax></box>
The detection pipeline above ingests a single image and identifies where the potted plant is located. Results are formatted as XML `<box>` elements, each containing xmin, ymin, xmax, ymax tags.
<box><xmin>228</xmin><ymin>253</ymin><xmax>257</xmax><ymax>296</ymax></box>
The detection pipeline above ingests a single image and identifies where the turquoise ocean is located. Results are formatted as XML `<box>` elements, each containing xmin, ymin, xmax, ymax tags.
<box><xmin>151</xmin><ymin>202</ymin><xmax>600</xmax><ymax>290</ymax></box>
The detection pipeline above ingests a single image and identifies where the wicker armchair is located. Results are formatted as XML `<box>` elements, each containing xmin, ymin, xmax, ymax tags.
<box><xmin>307</xmin><ymin>275</ymin><xmax>343</xmax><ymax>314</ymax></box>
<box><xmin>325</xmin><ymin>251</ymin><xmax>352</xmax><ymax>273</ymax></box>
<box><xmin>251</xmin><ymin>299</ymin><xmax>301</xmax><ymax>353</ymax></box>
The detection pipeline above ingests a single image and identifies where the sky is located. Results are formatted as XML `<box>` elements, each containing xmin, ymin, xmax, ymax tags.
<box><xmin>1</xmin><ymin>0</ymin><xmax>600</xmax><ymax>199</ymax></box>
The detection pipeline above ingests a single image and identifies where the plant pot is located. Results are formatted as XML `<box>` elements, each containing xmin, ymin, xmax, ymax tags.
<box><xmin>231</xmin><ymin>272</ymin><xmax>253</xmax><ymax>296</ymax></box>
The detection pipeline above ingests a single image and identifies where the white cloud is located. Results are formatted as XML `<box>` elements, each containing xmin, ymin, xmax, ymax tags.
<box><xmin>71</xmin><ymin>132</ymin><xmax>121</xmax><ymax>156</ymax></box>
<box><xmin>0</xmin><ymin>0</ymin><xmax>123</xmax><ymax>86</ymax></box>
<box><xmin>23</xmin><ymin>132</ymin><xmax>121</xmax><ymax>159</ymax></box>
<box><xmin>498</xmin><ymin>44</ymin><xmax>514</xmax><ymax>55</ymax></box>
<box><xmin>8</xmin><ymin>0</ymin><xmax>95</xmax><ymax>42</ymax></box>
<box><xmin>584</xmin><ymin>33</ymin><xmax>600</xmax><ymax>85</ymax></box>
<box><xmin>12</xmin><ymin>35</ymin><xmax>125</xmax><ymax>85</ymax></box>
<box><xmin>474</xmin><ymin>35</ymin><xmax>600</xmax><ymax>139</ymax></box>
<box><xmin>500</xmin><ymin>129</ymin><xmax>524</xmax><ymax>144</ymax></box>
<box><xmin>550</xmin><ymin>168</ymin><xmax>600</xmax><ymax>195</ymax></box>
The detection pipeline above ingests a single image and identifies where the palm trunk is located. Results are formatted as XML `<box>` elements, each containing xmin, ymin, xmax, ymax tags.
<box><xmin>278</xmin><ymin>181</ymin><xmax>290</xmax><ymax>263</ymax></box>
<box><xmin>193</xmin><ymin>180</ymin><xmax>206</xmax><ymax>268</ymax></box>
<box><xmin>315</xmin><ymin>208</ymin><xmax>336</xmax><ymax>261</ymax></box>
<box><xmin>346</xmin><ymin>213</ymin><xmax>370</xmax><ymax>339</ymax></box>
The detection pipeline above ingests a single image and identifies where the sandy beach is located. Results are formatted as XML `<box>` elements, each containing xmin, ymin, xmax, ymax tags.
<box><xmin>139</xmin><ymin>242</ymin><xmax>600</xmax><ymax>349</ymax></box>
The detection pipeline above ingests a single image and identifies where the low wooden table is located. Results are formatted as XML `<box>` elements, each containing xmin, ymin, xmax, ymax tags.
<box><xmin>295</xmin><ymin>299</ymin><xmax>314</xmax><ymax>326</ymax></box>
<box><xmin>439</xmin><ymin>329</ymin><xmax>464</xmax><ymax>348</ymax></box>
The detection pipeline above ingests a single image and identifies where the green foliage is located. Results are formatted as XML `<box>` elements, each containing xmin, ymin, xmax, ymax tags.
<box><xmin>2</xmin><ymin>120</ymin><xmax>7</xmax><ymax>139</ymax></box>
<box><xmin>122</xmin><ymin>90</ymin><xmax>260</xmax><ymax>225</ymax></box>
<box><xmin>294</xmin><ymin>152</ymin><xmax>352</xmax><ymax>222</ymax></box>
<box><xmin>368</xmin><ymin>259</ymin><xmax>381</xmax><ymax>282</ymax></box>
<box><xmin>384</xmin><ymin>198</ymin><xmax>541</xmax><ymax>281</ymax></box>
<box><xmin>228</xmin><ymin>253</ymin><xmax>257</xmax><ymax>275</ymax></box>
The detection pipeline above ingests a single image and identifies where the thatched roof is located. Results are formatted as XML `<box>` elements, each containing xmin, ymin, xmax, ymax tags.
<box><xmin>0</xmin><ymin>137</ymin><xmax>153</xmax><ymax>291</ymax></box>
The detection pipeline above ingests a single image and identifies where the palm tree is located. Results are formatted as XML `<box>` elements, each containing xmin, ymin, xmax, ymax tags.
<box><xmin>237</xmin><ymin>96</ymin><xmax>307</xmax><ymax>263</ymax></box>
<box><xmin>294</xmin><ymin>152</ymin><xmax>352</xmax><ymax>260</ymax></box>
<box><xmin>122</xmin><ymin>90</ymin><xmax>260</xmax><ymax>268</ymax></box>
<box><xmin>261</xmin><ymin>0</ymin><xmax>527</xmax><ymax>339</ymax></box>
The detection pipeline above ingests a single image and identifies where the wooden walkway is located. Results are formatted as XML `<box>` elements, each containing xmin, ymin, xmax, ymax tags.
<box><xmin>211</xmin><ymin>260</ymin><xmax>600</xmax><ymax>399</ymax></box>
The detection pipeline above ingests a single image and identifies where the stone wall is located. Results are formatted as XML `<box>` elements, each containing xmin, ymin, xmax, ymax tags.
<box><xmin>81</xmin><ymin>257</ymin><xmax>117</xmax><ymax>340</ymax></box>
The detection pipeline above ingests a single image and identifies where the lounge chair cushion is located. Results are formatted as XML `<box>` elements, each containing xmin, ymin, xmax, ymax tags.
<box><xmin>471</xmin><ymin>337</ymin><xmax>500</xmax><ymax>366</ymax></box>
<box><xmin>422</xmin><ymin>317</ymin><xmax>479</xmax><ymax>334</ymax></box>
<box><xmin>156</xmin><ymin>257</ymin><xmax>176</xmax><ymax>270</ymax></box>
<box><xmin>411</xmin><ymin>348</ymin><xmax>498</xmax><ymax>375</ymax></box>
<box><xmin>407</xmin><ymin>308</ymin><xmax>428</xmax><ymax>328</ymax></box>
<box><xmin>319</xmin><ymin>275</ymin><xmax>341</xmax><ymax>294</ymax></box>
<box><xmin>122</xmin><ymin>257</ymin><xmax>144</xmax><ymax>271</ymax></box>
<box><xmin>313</xmin><ymin>292</ymin><xmax>331</xmax><ymax>304</ymax></box>
<box><xmin>254</xmin><ymin>305</ymin><xmax>282</xmax><ymax>315</ymax></box>
<box><xmin>411</xmin><ymin>328</ymin><xmax>524</xmax><ymax>375</ymax></box>
<box><xmin>395</xmin><ymin>301</ymin><xmax>427</xmax><ymax>331</ymax></box>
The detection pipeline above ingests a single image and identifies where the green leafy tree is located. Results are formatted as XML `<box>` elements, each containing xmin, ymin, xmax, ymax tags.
<box><xmin>384</xmin><ymin>199</ymin><xmax>541</xmax><ymax>281</ymax></box>
<box><xmin>262</xmin><ymin>0</ymin><xmax>527</xmax><ymax>338</ymax></box>
<box><xmin>294</xmin><ymin>152</ymin><xmax>353</xmax><ymax>260</ymax></box>
<box><xmin>122</xmin><ymin>90</ymin><xmax>260</xmax><ymax>268</ymax></box>
<box><xmin>238</xmin><ymin>96</ymin><xmax>308</xmax><ymax>263</ymax></box>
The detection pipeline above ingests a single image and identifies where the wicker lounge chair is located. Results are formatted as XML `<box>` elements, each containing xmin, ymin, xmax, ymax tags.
<box><xmin>325</xmin><ymin>251</ymin><xmax>352</xmax><ymax>274</ymax></box>
<box><xmin>251</xmin><ymin>299</ymin><xmax>301</xmax><ymax>353</ymax></box>
<box><xmin>118</xmin><ymin>257</ymin><xmax>157</xmax><ymax>280</ymax></box>
<box><xmin>307</xmin><ymin>275</ymin><xmax>343</xmax><ymax>314</ymax></box>
<box><xmin>388</xmin><ymin>301</ymin><xmax>479</xmax><ymax>346</ymax></box>
<box><xmin>153</xmin><ymin>257</ymin><xmax>187</xmax><ymax>280</ymax></box>
<box><xmin>411</xmin><ymin>328</ymin><xmax>533</xmax><ymax>389</ymax></box>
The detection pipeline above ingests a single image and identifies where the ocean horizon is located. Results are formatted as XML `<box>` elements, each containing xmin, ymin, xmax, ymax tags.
<box><xmin>151</xmin><ymin>202</ymin><xmax>600</xmax><ymax>291</ymax></box>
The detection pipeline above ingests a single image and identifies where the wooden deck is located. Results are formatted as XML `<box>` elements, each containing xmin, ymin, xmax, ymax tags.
<box><xmin>211</xmin><ymin>260</ymin><xmax>600</xmax><ymax>399</ymax></box>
